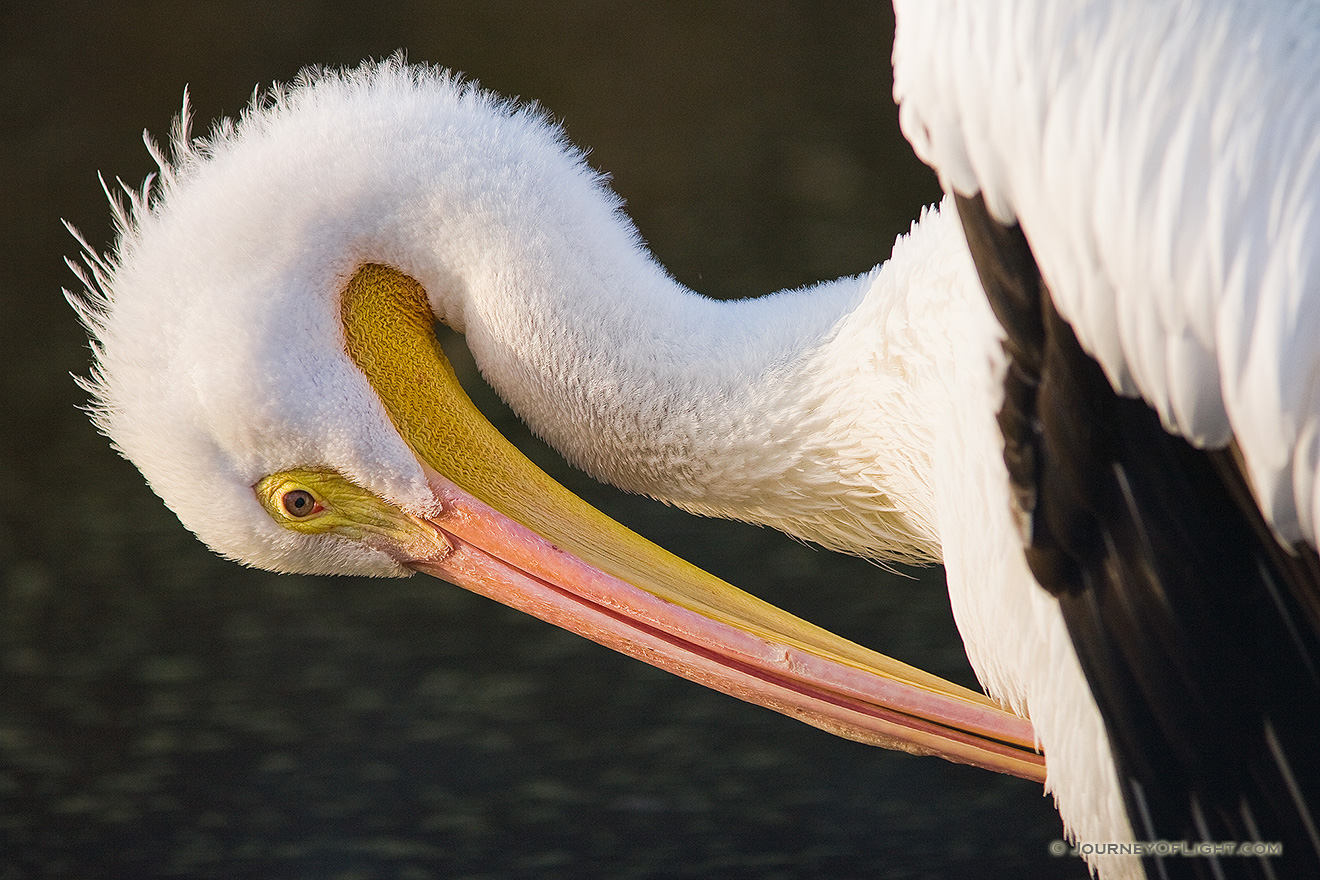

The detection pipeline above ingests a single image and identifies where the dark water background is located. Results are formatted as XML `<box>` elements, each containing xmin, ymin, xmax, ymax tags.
<box><xmin>2</xmin><ymin>3</ymin><xmax>1085</xmax><ymax>877</ymax></box>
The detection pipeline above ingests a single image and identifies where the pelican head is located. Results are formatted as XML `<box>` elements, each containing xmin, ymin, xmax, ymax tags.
<box><xmin>68</xmin><ymin>60</ymin><xmax>1042</xmax><ymax>781</ymax></box>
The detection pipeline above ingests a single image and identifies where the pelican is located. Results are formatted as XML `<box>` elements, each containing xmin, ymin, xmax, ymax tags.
<box><xmin>65</xmin><ymin>0</ymin><xmax>1320</xmax><ymax>875</ymax></box>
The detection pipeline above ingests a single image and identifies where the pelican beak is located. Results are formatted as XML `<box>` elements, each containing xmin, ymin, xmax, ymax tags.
<box><xmin>407</xmin><ymin>465</ymin><xmax>1044</xmax><ymax>782</ymax></box>
<box><xmin>336</xmin><ymin>264</ymin><xmax>1045</xmax><ymax>782</ymax></box>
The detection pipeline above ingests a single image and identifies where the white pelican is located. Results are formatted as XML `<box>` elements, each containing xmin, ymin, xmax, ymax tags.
<box><xmin>64</xmin><ymin>0</ymin><xmax>1320</xmax><ymax>871</ymax></box>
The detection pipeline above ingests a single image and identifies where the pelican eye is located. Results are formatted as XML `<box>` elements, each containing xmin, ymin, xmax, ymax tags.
<box><xmin>282</xmin><ymin>489</ymin><xmax>319</xmax><ymax>518</ymax></box>
<box><xmin>254</xmin><ymin>472</ymin><xmax>338</xmax><ymax>530</ymax></box>
<box><xmin>254</xmin><ymin>469</ymin><xmax>448</xmax><ymax>559</ymax></box>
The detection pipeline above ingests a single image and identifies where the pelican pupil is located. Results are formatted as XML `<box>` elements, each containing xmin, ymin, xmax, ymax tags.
<box><xmin>283</xmin><ymin>490</ymin><xmax>316</xmax><ymax>517</ymax></box>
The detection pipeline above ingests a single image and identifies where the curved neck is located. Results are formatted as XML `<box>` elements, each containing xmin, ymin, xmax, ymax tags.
<box><xmin>412</xmin><ymin>174</ymin><xmax>970</xmax><ymax>563</ymax></box>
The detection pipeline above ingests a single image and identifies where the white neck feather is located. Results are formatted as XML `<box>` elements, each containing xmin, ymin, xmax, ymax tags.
<box><xmin>440</xmin><ymin>181</ymin><xmax>972</xmax><ymax>563</ymax></box>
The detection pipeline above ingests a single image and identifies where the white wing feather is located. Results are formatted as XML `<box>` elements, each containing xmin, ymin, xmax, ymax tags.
<box><xmin>894</xmin><ymin>0</ymin><xmax>1320</xmax><ymax>546</ymax></box>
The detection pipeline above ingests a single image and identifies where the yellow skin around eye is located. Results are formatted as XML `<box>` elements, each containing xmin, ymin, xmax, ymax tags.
<box><xmin>254</xmin><ymin>468</ymin><xmax>448</xmax><ymax>558</ymax></box>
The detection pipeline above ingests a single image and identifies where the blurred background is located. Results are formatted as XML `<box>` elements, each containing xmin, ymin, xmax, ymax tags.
<box><xmin>1</xmin><ymin>2</ymin><xmax>1083</xmax><ymax>878</ymax></box>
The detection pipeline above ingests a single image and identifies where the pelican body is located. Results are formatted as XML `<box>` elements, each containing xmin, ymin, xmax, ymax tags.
<box><xmin>895</xmin><ymin>1</ymin><xmax>1320</xmax><ymax>878</ymax></box>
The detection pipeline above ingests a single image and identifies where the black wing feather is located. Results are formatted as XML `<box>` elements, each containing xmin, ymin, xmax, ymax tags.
<box><xmin>955</xmin><ymin>193</ymin><xmax>1320</xmax><ymax>880</ymax></box>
